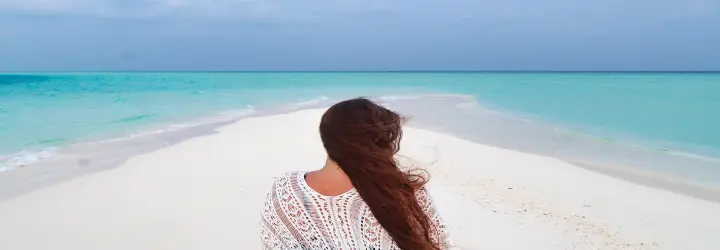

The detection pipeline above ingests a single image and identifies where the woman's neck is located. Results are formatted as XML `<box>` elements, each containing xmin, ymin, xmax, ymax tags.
<box><xmin>304</xmin><ymin>158</ymin><xmax>354</xmax><ymax>196</ymax></box>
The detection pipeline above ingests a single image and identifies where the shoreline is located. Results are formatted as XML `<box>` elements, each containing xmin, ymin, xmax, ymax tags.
<box><xmin>4</xmin><ymin>93</ymin><xmax>720</xmax><ymax>173</ymax></box>
<box><xmin>1</xmin><ymin>108</ymin><xmax>718</xmax><ymax>249</ymax></box>
<box><xmin>1</xmin><ymin>96</ymin><xmax>720</xmax><ymax>203</ymax></box>
<box><xmin>0</xmin><ymin>100</ymin><xmax>334</xmax><ymax>201</ymax></box>
<box><xmin>572</xmin><ymin>161</ymin><xmax>720</xmax><ymax>204</ymax></box>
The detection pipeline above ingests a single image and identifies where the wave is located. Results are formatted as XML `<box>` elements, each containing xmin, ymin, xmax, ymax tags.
<box><xmin>377</xmin><ymin>93</ymin><xmax>475</xmax><ymax>101</ymax></box>
<box><xmin>35</xmin><ymin>138</ymin><xmax>68</xmax><ymax>146</ymax></box>
<box><xmin>0</xmin><ymin>149</ymin><xmax>57</xmax><ymax>172</ymax></box>
<box><xmin>550</xmin><ymin>126</ymin><xmax>720</xmax><ymax>164</ymax></box>
<box><xmin>666</xmin><ymin>151</ymin><xmax>720</xmax><ymax>164</ymax></box>
<box><xmin>292</xmin><ymin>96</ymin><xmax>330</xmax><ymax>108</ymax></box>
<box><xmin>91</xmin><ymin>106</ymin><xmax>256</xmax><ymax>145</ymax></box>
<box><xmin>0</xmin><ymin>75</ymin><xmax>55</xmax><ymax>86</ymax></box>
<box><xmin>107</xmin><ymin>113</ymin><xmax>158</xmax><ymax>124</ymax></box>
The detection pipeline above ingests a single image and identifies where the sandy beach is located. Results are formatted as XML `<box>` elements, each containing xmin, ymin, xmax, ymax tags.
<box><xmin>1</xmin><ymin>108</ymin><xmax>719</xmax><ymax>250</ymax></box>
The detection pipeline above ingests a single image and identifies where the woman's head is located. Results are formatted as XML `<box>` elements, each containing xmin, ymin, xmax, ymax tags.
<box><xmin>320</xmin><ymin>98</ymin><xmax>403</xmax><ymax>160</ymax></box>
<box><xmin>319</xmin><ymin>98</ymin><xmax>441</xmax><ymax>250</ymax></box>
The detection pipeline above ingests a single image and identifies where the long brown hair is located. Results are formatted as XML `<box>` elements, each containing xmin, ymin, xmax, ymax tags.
<box><xmin>319</xmin><ymin>98</ymin><xmax>441</xmax><ymax>250</ymax></box>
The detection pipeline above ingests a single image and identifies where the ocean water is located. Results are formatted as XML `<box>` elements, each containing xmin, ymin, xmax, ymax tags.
<box><xmin>1</xmin><ymin>72</ymin><xmax>719</xmax><ymax>189</ymax></box>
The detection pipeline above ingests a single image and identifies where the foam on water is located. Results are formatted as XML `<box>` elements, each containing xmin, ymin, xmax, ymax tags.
<box><xmin>293</xmin><ymin>96</ymin><xmax>330</xmax><ymax>108</ymax></box>
<box><xmin>0</xmin><ymin>149</ymin><xmax>57</xmax><ymax>172</ymax></box>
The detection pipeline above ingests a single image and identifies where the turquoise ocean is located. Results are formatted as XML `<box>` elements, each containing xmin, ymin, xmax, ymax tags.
<box><xmin>1</xmin><ymin>72</ymin><xmax>719</xmax><ymax>190</ymax></box>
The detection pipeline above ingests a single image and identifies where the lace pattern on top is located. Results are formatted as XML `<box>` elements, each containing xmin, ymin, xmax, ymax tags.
<box><xmin>260</xmin><ymin>172</ymin><xmax>453</xmax><ymax>250</ymax></box>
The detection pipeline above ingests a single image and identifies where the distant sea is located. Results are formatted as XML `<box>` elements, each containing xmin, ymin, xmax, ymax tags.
<box><xmin>1</xmin><ymin>72</ymin><xmax>719</xmax><ymax>187</ymax></box>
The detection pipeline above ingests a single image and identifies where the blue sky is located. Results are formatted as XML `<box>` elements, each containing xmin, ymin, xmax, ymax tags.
<box><xmin>0</xmin><ymin>0</ymin><xmax>719</xmax><ymax>71</ymax></box>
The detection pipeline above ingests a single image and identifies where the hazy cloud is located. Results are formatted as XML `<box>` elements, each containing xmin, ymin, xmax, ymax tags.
<box><xmin>0</xmin><ymin>0</ymin><xmax>716</xmax><ymax>21</ymax></box>
<box><xmin>0</xmin><ymin>0</ymin><xmax>279</xmax><ymax>18</ymax></box>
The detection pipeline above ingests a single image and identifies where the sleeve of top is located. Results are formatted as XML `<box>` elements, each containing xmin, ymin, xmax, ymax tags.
<box><xmin>259</xmin><ymin>219</ymin><xmax>272</xmax><ymax>250</ymax></box>
<box><xmin>259</xmin><ymin>179</ymin><xmax>287</xmax><ymax>250</ymax></box>
<box><xmin>416</xmin><ymin>187</ymin><xmax>455</xmax><ymax>249</ymax></box>
<box><xmin>259</xmin><ymin>190</ymin><xmax>275</xmax><ymax>249</ymax></box>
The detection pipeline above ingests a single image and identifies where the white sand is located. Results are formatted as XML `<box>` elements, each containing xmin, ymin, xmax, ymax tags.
<box><xmin>1</xmin><ymin>108</ymin><xmax>719</xmax><ymax>250</ymax></box>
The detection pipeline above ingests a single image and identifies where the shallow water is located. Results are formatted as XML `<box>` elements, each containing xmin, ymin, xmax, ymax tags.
<box><xmin>1</xmin><ymin>72</ymin><xmax>719</xmax><ymax>191</ymax></box>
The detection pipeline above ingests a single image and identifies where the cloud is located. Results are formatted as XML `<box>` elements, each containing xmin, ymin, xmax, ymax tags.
<box><xmin>0</xmin><ymin>0</ymin><xmax>280</xmax><ymax>19</ymax></box>
<box><xmin>0</xmin><ymin>0</ymin><xmax>95</xmax><ymax>14</ymax></box>
<box><xmin>0</xmin><ymin>0</ymin><xmax>421</xmax><ymax>22</ymax></box>
<box><xmin>0</xmin><ymin>0</ymin><xmax>717</xmax><ymax>22</ymax></box>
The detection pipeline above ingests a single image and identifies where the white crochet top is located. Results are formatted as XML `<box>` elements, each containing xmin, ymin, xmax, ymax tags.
<box><xmin>259</xmin><ymin>172</ymin><xmax>453</xmax><ymax>250</ymax></box>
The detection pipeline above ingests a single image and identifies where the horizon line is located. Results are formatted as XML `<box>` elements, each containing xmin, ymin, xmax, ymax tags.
<box><xmin>2</xmin><ymin>70</ymin><xmax>720</xmax><ymax>74</ymax></box>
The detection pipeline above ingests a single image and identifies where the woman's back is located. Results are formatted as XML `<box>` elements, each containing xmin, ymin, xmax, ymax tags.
<box><xmin>260</xmin><ymin>172</ymin><xmax>452</xmax><ymax>250</ymax></box>
<box><xmin>260</xmin><ymin>98</ymin><xmax>452</xmax><ymax>249</ymax></box>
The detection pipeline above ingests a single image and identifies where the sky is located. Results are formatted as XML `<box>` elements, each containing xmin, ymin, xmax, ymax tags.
<box><xmin>0</xmin><ymin>0</ymin><xmax>719</xmax><ymax>71</ymax></box>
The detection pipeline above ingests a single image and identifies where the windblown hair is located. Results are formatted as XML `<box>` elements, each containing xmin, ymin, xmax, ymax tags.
<box><xmin>319</xmin><ymin>98</ymin><xmax>441</xmax><ymax>250</ymax></box>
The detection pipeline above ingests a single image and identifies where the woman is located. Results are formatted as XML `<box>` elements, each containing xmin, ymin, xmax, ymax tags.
<box><xmin>259</xmin><ymin>98</ymin><xmax>453</xmax><ymax>250</ymax></box>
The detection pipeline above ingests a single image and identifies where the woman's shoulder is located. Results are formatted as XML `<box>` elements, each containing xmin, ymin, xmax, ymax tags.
<box><xmin>263</xmin><ymin>172</ymin><xmax>306</xmax><ymax>206</ymax></box>
<box><xmin>270</xmin><ymin>171</ymin><xmax>305</xmax><ymax>186</ymax></box>
<box><xmin>265</xmin><ymin>171</ymin><xmax>308</xmax><ymax>196</ymax></box>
